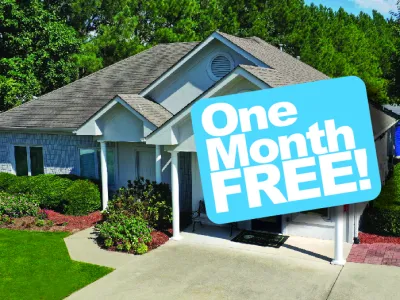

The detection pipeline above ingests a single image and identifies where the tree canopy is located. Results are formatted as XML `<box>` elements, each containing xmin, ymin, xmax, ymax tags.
<box><xmin>1</xmin><ymin>0</ymin><xmax>399</xmax><ymax>111</ymax></box>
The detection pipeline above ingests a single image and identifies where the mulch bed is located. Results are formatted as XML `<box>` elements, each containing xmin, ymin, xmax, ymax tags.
<box><xmin>359</xmin><ymin>232</ymin><xmax>400</xmax><ymax>244</ymax></box>
<box><xmin>0</xmin><ymin>210</ymin><xmax>103</xmax><ymax>233</ymax></box>
<box><xmin>44</xmin><ymin>209</ymin><xmax>102</xmax><ymax>232</ymax></box>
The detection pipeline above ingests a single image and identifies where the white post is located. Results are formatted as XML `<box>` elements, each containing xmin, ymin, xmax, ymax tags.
<box><xmin>332</xmin><ymin>205</ymin><xmax>346</xmax><ymax>265</ymax></box>
<box><xmin>155</xmin><ymin>145</ymin><xmax>162</xmax><ymax>183</ymax></box>
<box><xmin>100</xmin><ymin>141</ymin><xmax>109</xmax><ymax>210</ymax></box>
<box><xmin>171</xmin><ymin>151</ymin><xmax>182</xmax><ymax>240</ymax></box>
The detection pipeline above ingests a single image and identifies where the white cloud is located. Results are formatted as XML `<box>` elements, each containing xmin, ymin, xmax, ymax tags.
<box><xmin>354</xmin><ymin>0</ymin><xmax>397</xmax><ymax>14</ymax></box>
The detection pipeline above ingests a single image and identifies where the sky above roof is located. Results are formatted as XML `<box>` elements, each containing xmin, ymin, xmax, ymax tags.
<box><xmin>304</xmin><ymin>0</ymin><xmax>397</xmax><ymax>18</ymax></box>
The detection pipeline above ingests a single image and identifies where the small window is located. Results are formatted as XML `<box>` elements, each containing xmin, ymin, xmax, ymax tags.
<box><xmin>79</xmin><ymin>147</ymin><xmax>115</xmax><ymax>186</ymax></box>
<box><xmin>207</xmin><ymin>53</ymin><xmax>234</xmax><ymax>81</ymax></box>
<box><xmin>14</xmin><ymin>146</ymin><xmax>44</xmax><ymax>176</ymax></box>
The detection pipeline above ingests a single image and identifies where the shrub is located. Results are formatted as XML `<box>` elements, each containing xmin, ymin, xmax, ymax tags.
<box><xmin>62</xmin><ymin>180</ymin><xmax>101</xmax><ymax>216</ymax></box>
<box><xmin>0</xmin><ymin>192</ymin><xmax>40</xmax><ymax>218</ymax></box>
<box><xmin>6</xmin><ymin>176</ymin><xmax>32</xmax><ymax>194</ymax></box>
<box><xmin>96</xmin><ymin>214</ymin><xmax>152</xmax><ymax>254</ymax></box>
<box><xmin>105</xmin><ymin>178</ymin><xmax>172</xmax><ymax>229</ymax></box>
<box><xmin>0</xmin><ymin>173</ymin><xmax>17</xmax><ymax>191</ymax></box>
<box><xmin>361</xmin><ymin>206</ymin><xmax>400</xmax><ymax>237</ymax></box>
<box><xmin>29</xmin><ymin>175</ymin><xmax>73</xmax><ymax>210</ymax></box>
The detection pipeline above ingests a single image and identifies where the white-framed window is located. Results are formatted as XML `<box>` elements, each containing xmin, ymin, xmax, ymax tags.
<box><xmin>14</xmin><ymin>145</ymin><xmax>44</xmax><ymax>176</ymax></box>
<box><xmin>78</xmin><ymin>146</ymin><xmax>116</xmax><ymax>186</ymax></box>
<box><xmin>207</xmin><ymin>52</ymin><xmax>234</xmax><ymax>81</ymax></box>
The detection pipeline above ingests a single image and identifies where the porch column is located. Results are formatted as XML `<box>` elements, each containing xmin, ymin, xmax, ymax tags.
<box><xmin>155</xmin><ymin>145</ymin><xmax>162</xmax><ymax>183</ymax></box>
<box><xmin>99</xmin><ymin>141</ymin><xmax>109</xmax><ymax>210</ymax></box>
<box><xmin>171</xmin><ymin>151</ymin><xmax>182</xmax><ymax>240</ymax></box>
<box><xmin>332</xmin><ymin>205</ymin><xmax>346</xmax><ymax>265</ymax></box>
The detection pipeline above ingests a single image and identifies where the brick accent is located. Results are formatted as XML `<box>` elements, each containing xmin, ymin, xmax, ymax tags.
<box><xmin>0</xmin><ymin>132</ymin><xmax>97</xmax><ymax>175</ymax></box>
<box><xmin>347</xmin><ymin>243</ymin><xmax>400</xmax><ymax>267</ymax></box>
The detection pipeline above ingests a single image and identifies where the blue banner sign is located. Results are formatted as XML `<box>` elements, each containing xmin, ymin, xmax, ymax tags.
<box><xmin>191</xmin><ymin>77</ymin><xmax>381</xmax><ymax>224</ymax></box>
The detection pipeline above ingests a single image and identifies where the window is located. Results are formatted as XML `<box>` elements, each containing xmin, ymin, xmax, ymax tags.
<box><xmin>14</xmin><ymin>146</ymin><xmax>44</xmax><ymax>176</ymax></box>
<box><xmin>79</xmin><ymin>147</ymin><xmax>115</xmax><ymax>186</ymax></box>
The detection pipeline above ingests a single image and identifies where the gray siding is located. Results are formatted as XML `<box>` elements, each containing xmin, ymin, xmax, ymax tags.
<box><xmin>0</xmin><ymin>132</ymin><xmax>97</xmax><ymax>175</ymax></box>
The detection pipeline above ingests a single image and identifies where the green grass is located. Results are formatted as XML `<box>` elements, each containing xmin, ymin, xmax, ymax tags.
<box><xmin>0</xmin><ymin>229</ymin><xmax>113</xmax><ymax>299</ymax></box>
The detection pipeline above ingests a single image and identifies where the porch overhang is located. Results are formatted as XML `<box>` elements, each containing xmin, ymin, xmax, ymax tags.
<box><xmin>74</xmin><ymin>95</ymin><xmax>158</xmax><ymax>142</ymax></box>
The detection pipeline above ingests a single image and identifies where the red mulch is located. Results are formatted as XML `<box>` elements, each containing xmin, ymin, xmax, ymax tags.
<box><xmin>43</xmin><ymin>209</ymin><xmax>103</xmax><ymax>232</ymax></box>
<box><xmin>147</xmin><ymin>230</ymin><xmax>171</xmax><ymax>250</ymax></box>
<box><xmin>359</xmin><ymin>232</ymin><xmax>400</xmax><ymax>244</ymax></box>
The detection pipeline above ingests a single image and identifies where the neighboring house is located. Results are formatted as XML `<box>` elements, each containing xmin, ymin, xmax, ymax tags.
<box><xmin>0</xmin><ymin>31</ymin><xmax>397</xmax><ymax>244</ymax></box>
<box><xmin>383</xmin><ymin>104</ymin><xmax>400</xmax><ymax>158</ymax></box>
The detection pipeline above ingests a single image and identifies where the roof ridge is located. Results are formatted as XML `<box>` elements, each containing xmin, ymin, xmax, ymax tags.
<box><xmin>117</xmin><ymin>93</ymin><xmax>174</xmax><ymax>115</ymax></box>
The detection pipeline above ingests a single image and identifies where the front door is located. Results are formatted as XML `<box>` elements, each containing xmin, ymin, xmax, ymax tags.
<box><xmin>252</xmin><ymin>216</ymin><xmax>282</xmax><ymax>233</ymax></box>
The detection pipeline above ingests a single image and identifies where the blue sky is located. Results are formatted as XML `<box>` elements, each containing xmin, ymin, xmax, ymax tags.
<box><xmin>304</xmin><ymin>0</ymin><xmax>397</xmax><ymax>18</ymax></box>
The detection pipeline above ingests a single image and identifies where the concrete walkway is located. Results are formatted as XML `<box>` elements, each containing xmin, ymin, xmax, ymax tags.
<box><xmin>65</xmin><ymin>226</ymin><xmax>400</xmax><ymax>300</ymax></box>
<box><xmin>64</xmin><ymin>227</ymin><xmax>136</xmax><ymax>269</ymax></box>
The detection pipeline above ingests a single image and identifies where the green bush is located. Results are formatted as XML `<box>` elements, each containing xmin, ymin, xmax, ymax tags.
<box><xmin>105</xmin><ymin>177</ymin><xmax>172</xmax><ymax>229</ymax></box>
<box><xmin>29</xmin><ymin>175</ymin><xmax>72</xmax><ymax>210</ymax></box>
<box><xmin>361</xmin><ymin>206</ymin><xmax>400</xmax><ymax>236</ymax></box>
<box><xmin>62</xmin><ymin>180</ymin><xmax>101</xmax><ymax>216</ymax></box>
<box><xmin>6</xmin><ymin>176</ymin><xmax>32</xmax><ymax>194</ymax></box>
<box><xmin>96</xmin><ymin>214</ymin><xmax>152</xmax><ymax>254</ymax></box>
<box><xmin>0</xmin><ymin>172</ymin><xmax>17</xmax><ymax>191</ymax></box>
<box><xmin>0</xmin><ymin>173</ymin><xmax>101</xmax><ymax>215</ymax></box>
<box><xmin>0</xmin><ymin>192</ymin><xmax>40</xmax><ymax>218</ymax></box>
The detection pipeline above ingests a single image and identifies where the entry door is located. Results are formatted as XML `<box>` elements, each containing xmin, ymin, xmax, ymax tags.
<box><xmin>252</xmin><ymin>216</ymin><xmax>282</xmax><ymax>233</ymax></box>
<box><xmin>178</xmin><ymin>152</ymin><xmax>192</xmax><ymax>212</ymax></box>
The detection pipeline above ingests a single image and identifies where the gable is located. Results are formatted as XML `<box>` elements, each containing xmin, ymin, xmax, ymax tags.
<box><xmin>146</xmin><ymin>67</ymin><xmax>269</xmax><ymax>147</ymax></box>
<box><xmin>147</xmin><ymin>38</ymin><xmax>258</xmax><ymax>115</ymax></box>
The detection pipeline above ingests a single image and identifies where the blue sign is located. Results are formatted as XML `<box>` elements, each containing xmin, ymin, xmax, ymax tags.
<box><xmin>191</xmin><ymin>76</ymin><xmax>381</xmax><ymax>224</ymax></box>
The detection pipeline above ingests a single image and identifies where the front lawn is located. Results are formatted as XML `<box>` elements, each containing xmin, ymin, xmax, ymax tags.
<box><xmin>0</xmin><ymin>229</ymin><xmax>112</xmax><ymax>299</ymax></box>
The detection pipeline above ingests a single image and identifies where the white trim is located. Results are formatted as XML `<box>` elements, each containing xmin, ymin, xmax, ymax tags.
<box><xmin>170</xmin><ymin>150</ymin><xmax>182</xmax><ymax>240</ymax></box>
<box><xmin>100</xmin><ymin>141</ymin><xmax>109</xmax><ymax>210</ymax></box>
<box><xmin>139</xmin><ymin>32</ymin><xmax>268</xmax><ymax>97</ymax></box>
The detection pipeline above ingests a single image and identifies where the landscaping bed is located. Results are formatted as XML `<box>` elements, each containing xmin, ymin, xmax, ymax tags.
<box><xmin>359</xmin><ymin>232</ymin><xmax>400</xmax><ymax>244</ymax></box>
<box><xmin>0</xmin><ymin>209</ymin><xmax>103</xmax><ymax>233</ymax></box>
<box><xmin>96</xmin><ymin>178</ymin><xmax>173</xmax><ymax>255</ymax></box>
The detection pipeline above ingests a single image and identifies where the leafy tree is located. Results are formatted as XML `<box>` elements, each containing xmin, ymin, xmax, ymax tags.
<box><xmin>0</xmin><ymin>0</ymin><xmax>81</xmax><ymax>111</ymax></box>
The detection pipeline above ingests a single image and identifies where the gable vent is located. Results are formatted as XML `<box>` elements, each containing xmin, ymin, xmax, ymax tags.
<box><xmin>208</xmin><ymin>53</ymin><xmax>234</xmax><ymax>81</ymax></box>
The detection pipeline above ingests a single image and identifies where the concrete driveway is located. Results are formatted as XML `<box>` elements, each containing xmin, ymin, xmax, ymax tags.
<box><xmin>66</xmin><ymin>228</ymin><xmax>400</xmax><ymax>300</ymax></box>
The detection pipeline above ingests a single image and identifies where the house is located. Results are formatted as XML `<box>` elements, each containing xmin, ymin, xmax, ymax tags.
<box><xmin>383</xmin><ymin>104</ymin><xmax>400</xmax><ymax>158</ymax></box>
<box><xmin>0</xmin><ymin>31</ymin><xmax>397</xmax><ymax>245</ymax></box>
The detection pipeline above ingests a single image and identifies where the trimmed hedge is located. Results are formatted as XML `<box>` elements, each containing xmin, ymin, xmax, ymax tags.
<box><xmin>361</xmin><ymin>207</ymin><xmax>400</xmax><ymax>237</ymax></box>
<box><xmin>360</xmin><ymin>164</ymin><xmax>400</xmax><ymax>236</ymax></box>
<box><xmin>62</xmin><ymin>180</ymin><xmax>101</xmax><ymax>216</ymax></box>
<box><xmin>0</xmin><ymin>173</ymin><xmax>101</xmax><ymax>216</ymax></box>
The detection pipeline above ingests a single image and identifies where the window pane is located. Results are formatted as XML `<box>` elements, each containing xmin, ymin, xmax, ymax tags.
<box><xmin>30</xmin><ymin>147</ymin><xmax>44</xmax><ymax>176</ymax></box>
<box><xmin>14</xmin><ymin>146</ymin><xmax>28</xmax><ymax>176</ymax></box>
<box><xmin>80</xmin><ymin>149</ymin><xmax>97</xmax><ymax>179</ymax></box>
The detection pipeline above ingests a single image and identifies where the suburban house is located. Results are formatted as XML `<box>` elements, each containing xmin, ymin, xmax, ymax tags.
<box><xmin>0</xmin><ymin>31</ymin><xmax>397</xmax><ymax>244</ymax></box>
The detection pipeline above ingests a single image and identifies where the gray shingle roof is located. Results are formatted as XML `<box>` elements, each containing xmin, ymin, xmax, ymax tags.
<box><xmin>118</xmin><ymin>94</ymin><xmax>172</xmax><ymax>127</ymax></box>
<box><xmin>0</xmin><ymin>42</ymin><xmax>198</xmax><ymax>130</ymax></box>
<box><xmin>218</xmin><ymin>32</ymin><xmax>329</xmax><ymax>84</ymax></box>
<box><xmin>240</xmin><ymin>65</ymin><xmax>297</xmax><ymax>87</ymax></box>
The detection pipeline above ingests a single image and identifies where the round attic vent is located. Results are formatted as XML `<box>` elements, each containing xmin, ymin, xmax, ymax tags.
<box><xmin>207</xmin><ymin>53</ymin><xmax>234</xmax><ymax>81</ymax></box>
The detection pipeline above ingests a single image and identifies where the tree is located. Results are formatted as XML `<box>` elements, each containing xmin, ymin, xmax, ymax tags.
<box><xmin>0</xmin><ymin>0</ymin><xmax>81</xmax><ymax>111</ymax></box>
